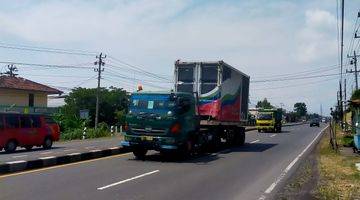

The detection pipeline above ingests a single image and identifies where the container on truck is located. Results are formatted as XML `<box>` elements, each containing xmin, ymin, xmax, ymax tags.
<box><xmin>121</xmin><ymin>60</ymin><xmax>250</xmax><ymax>159</ymax></box>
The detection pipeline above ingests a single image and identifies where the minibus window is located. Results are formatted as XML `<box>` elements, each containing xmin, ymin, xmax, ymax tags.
<box><xmin>0</xmin><ymin>115</ymin><xmax>4</xmax><ymax>129</ymax></box>
<box><xmin>6</xmin><ymin>115</ymin><xmax>19</xmax><ymax>128</ymax></box>
<box><xmin>20</xmin><ymin>116</ymin><xmax>31</xmax><ymax>128</ymax></box>
<box><xmin>44</xmin><ymin>116</ymin><xmax>56</xmax><ymax>124</ymax></box>
<box><xmin>31</xmin><ymin>116</ymin><xmax>41</xmax><ymax>128</ymax></box>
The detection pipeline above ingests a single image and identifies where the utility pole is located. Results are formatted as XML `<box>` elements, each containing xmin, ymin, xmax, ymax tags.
<box><xmin>94</xmin><ymin>53</ymin><xmax>106</xmax><ymax>129</ymax></box>
<box><xmin>347</xmin><ymin>51</ymin><xmax>359</xmax><ymax>90</ymax></box>
<box><xmin>339</xmin><ymin>0</ymin><xmax>345</xmax><ymax>128</ymax></box>
<box><xmin>320</xmin><ymin>104</ymin><xmax>323</xmax><ymax>117</ymax></box>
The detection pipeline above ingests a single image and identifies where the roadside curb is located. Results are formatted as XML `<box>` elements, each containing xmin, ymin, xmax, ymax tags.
<box><xmin>0</xmin><ymin>147</ymin><xmax>130</xmax><ymax>175</ymax></box>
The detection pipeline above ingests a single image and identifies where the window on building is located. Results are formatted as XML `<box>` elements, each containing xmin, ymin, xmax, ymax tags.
<box><xmin>29</xmin><ymin>93</ymin><xmax>34</xmax><ymax>107</ymax></box>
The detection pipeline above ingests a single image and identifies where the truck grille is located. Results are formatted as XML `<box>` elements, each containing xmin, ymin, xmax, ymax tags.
<box><xmin>259</xmin><ymin>123</ymin><xmax>270</xmax><ymax>126</ymax></box>
<box><xmin>131</xmin><ymin>128</ymin><xmax>166</xmax><ymax>135</ymax></box>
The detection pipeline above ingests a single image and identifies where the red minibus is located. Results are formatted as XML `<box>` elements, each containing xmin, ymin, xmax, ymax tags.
<box><xmin>0</xmin><ymin>113</ymin><xmax>60</xmax><ymax>153</ymax></box>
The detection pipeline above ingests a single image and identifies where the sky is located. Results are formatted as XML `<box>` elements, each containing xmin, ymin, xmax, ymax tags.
<box><xmin>0</xmin><ymin>0</ymin><xmax>359</xmax><ymax>115</ymax></box>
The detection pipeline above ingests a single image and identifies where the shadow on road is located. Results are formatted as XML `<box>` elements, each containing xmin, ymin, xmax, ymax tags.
<box><xmin>0</xmin><ymin>146</ymin><xmax>64</xmax><ymax>155</ymax></box>
<box><xmin>127</xmin><ymin>142</ymin><xmax>277</xmax><ymax>164</ymax></box>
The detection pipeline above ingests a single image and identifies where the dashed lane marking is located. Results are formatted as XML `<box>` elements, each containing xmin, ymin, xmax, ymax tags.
<box><xmin>12</xmin><ymin>155</ymin><xmax>28</xmax><ymax>159</ymax></box>
<box><xmin>250</xmin><ymin>139</ymin><xmax>260</xmax><ymax>144</ymax></box>
<box><xmin>97</xmin><ymin>170</ymin><xmax>160</xmax><ymax>190</ymax></box>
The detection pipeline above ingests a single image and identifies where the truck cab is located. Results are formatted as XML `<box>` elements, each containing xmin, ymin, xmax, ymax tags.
<box><xmin>121</xmin><ymin>91</ymin><xmax>199</xmax><ymax>159</ymax></box>
<box><xmin>256</xmin><ymin>109</ymin><xmax>282</xmax><ymax>133</ymax></box>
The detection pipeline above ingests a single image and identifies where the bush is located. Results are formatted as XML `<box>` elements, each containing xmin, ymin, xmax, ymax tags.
<box><xmin>60</xmin><ymin>129</ymin><xmax>84</xmax><ymax>140</ymax></box>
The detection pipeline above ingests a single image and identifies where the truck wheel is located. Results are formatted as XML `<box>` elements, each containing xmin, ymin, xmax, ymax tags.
<box><xmin>133</xmin><ymin>148</ymin><xmax>147</xmax><ymax>160</ymax></box>
<box><xmin>238</xmin><ymin>128</ymin><xmax>245</xmax><ymax>146</ymax></box>
<box><xmin>5</xmin><ymin>140</ymin><xmax>17</xmax><ymax>153</ymax></box>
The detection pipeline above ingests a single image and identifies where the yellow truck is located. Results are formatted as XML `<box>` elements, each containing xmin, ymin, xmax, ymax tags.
<box><xmin>256</xmin><ymin>109</ymin><xmax>282</xmax><ymax>133</ymax></box>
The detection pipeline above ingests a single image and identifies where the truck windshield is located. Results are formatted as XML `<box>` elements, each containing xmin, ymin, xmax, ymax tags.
<box><xmin>130</xmin><ymin>94</ymin><xmax>175</xmax><ymax>111</ymax></box>
<box><xmin>257</xmin><ymin>113</ymin><xmax>273</xmax><ymax>120</ymax></box>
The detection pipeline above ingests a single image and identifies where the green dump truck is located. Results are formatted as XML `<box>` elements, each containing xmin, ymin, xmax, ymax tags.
<box><xmin>121</xmin><ymin>60</ymin><xmax>250</xmax><ymax>159</ymax></box>
<box><xmin>256</xmin><ymin>109</ymin><xmax>282</xmax><ymax>133</ymax></box>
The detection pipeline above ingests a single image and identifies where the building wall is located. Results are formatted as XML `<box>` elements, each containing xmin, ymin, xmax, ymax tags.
<box><xmin>0</xmin><ymin>88</ymin><xmax>48</xmax><ymax>107</ymax></box>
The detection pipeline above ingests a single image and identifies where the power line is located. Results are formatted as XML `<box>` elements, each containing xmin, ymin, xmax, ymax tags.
<box><xmin>0</xmin><ymin>42</ymin><xmax>98</xmax><ymax>56</ymax></box>
<box><xmin>251</xmin><ymin>73</ymin><xmax>340</xmax><ymax>83</ymax></box>
<box><xmin>107</xmin><ymin>55</ymin><xmax>172</xmax><ymax>81</ymax></box>
<box><xmin>252</xmin><ymin>77</ymin><xmax>338</xmax><ymax>90</ymax></box>
<box><xmin>254</xmin><ymin>64</ymin><xmax>339</xmax><ymax>79</ymax></box>
<box><xmin>0</xmin><ymin>61</ymin><xmax>92</xmax><ymax>69</ymax></box>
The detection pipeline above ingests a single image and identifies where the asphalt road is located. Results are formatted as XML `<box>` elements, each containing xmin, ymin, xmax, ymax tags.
<box><xmin>0</xmin><ymin>136</ymin><xmax>122</xmax><ymax>163</ymax></box>
<box><xmin>0</xmin><ymin>124</ymin><xmax>327</xmax><ymax>200</ymax></box>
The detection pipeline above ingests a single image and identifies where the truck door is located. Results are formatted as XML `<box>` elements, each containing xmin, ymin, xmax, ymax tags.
<box><xmin>175</xmin><ymin>64</ymin><xmax>195</xmax><ymax>93</ymax></box>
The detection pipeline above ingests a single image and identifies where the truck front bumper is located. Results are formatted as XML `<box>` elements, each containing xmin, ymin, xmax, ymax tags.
<box><xmin>120</xmin><ymin>134</ymin><xmax>180</xmax><ymax>150</ymax></box>
<box><xmin>256</xmin><ymin>126</ymin><xmax>275</xmax><ymax>131</ymax></box>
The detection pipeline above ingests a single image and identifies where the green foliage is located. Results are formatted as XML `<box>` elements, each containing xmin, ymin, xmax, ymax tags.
<box><xmin>256</xmin><ymin>98</ymin><xmax>273</xmax><ymax>109</ymax></box>
<box><xmin>62</xmin><ymin>87</ymin><xmax>128</xmax><ymax>127</ymax></box>
<box><xmin>294</xmin><ymin>102</ymin><xmax>307</xmax><ymax>117</ymax></box>
<box><xmin>55</xmin><ymin>87</ymin><xmax>128</xmax><ymax>141</ymax></box>
<box><xmin>351</xmin><ymin>89</ymin><xmax>360</xmax><ymax>100</ymax></box>
<box><xmin>115</xmin><ymin>109</ymin><xmax>126</xmax><ymax>126</ymax></box>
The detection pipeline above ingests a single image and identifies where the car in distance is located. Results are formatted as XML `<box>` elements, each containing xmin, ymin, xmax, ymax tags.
<box><xmin>0</xmin><ymin>113</ymin><xmax>60</xmax><ymax>153</ymax></box>
<box><xmin>310</xmin><ymin>118</ymin><xmax>320</xmax><ymax>127</ymax></box>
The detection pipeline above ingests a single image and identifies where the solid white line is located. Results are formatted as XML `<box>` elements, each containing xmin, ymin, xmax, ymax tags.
<box><xmin>109</xmin><ymin>147</ymin><xmax>120</xmax><ymax>150</ymax></box>
<box><xmin>67</xmin><ymin>152</ymin><xmax>81</xmax><ymax>156</ymax></box>
<box><xmin>97</xmin><ymin>170</ymin><xmax>160</xmax><ymax>190</ymax></box>
<box><xmin>6</xmin><ymin>160</ymin><xmax>26</xmax><ymax>164</ymax></box>
<box><xmin>63</xmin><ymin>149</ymin><xmax>76</xmax><ymax>152</ymax></box>
<box><xmin>250</xmin><ymin>139</ymin><xmax>260</xmax><ymax>144</ymax></box>
<box><xmin>270</xmin><ymin>134</ymin><xmax>276</xmax><ymax>138</ymax></box>
<box><xmin>90</xmin><ymin>149</ymin><xmax>101</xmax><ymax>153</ymax></box>
<box><xmin>39</xmin><ymin>156</ymin><xmax>56</xmax><ymax>160</ymax></box>
<box><xmin>263</xmin><ymin>126</ymin><xmax>328</xmax><ymax>195</ymax></box>
<box><xmin>40</xmin><ymin>151</ymin><xmax>53</xmax><ymax>155</ymax></box>
<box><xmin>12</xmin><ymin>155</ymin><xmax>28</xmax><ymax>158</ymax></box>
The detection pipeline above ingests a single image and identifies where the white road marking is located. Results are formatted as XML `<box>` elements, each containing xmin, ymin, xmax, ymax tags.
<box><xmin>97</xmin><ymin>170</ymin><xmax>160</xmax><ymax>190</ymax></box>
<box><xmin>250</xmin><ymin>139</ymin><xmax>260</xmax><ymax>144</ymax></box>
<box><xmin>39</xmin><ymin>156</ymin><xmax>56</xmax><ymax>160</ymax></box>
<box><xmin>67</xmin><ymin>152</ymin><xmax>81</xmax><ymax>156</ymax></box>
<box><xmin>40</xmin><ymin>151</ymin><xmax>53</xmax><ymax>155</ymax></box>
<box><xmin>90</xmin><ymin>149</ymin><xmax>101</xmax><ymax>153</ymax></box>
<box><xmin>63</xmin><ymin>149</ymin><xmax>76</xmax><ymax>152</ymax></box>
<box><xmin>109</xmin><ymin>147</ymin><xmax>120</xmax><ymax>150</ymax></box>
<box><xmin>270</xmin><ymin>134</ymin><xmax>276</xmax><ymax>138</ymax></box>
<box><xmin>6</xmin><ymin>160</ymin><xmax>26</xmax><ymax>164</ymax></box>
<box><xmin>261</xmin><ymin>126</ymin><xmax>328</xmax><ymax>198</ymax></box>
<box><xmin>12</xmin><ymin>155</ymin><xmax>28</xmax><ymax>158</ymax></box>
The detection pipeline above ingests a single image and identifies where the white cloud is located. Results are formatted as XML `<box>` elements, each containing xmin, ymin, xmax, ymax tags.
<box><xmin>294</xmin><ymin>9</ymin><xmax>338</xmax><ymax>63</ymax></box>
<box><xmin>0</xmin><ymin>1</ymin><xmax>353</xmax><ymax>115</ymax></box>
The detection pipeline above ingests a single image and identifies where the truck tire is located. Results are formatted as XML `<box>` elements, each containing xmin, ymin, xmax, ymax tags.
<box><xmin>133</xmin><ymin>148</ymin><xmax>147</xmax><ymax>160</ymax></box>
<box><xmin>239</xmin><ymin>132</ymin><xmax>245</xmax><ymax>146</ymax></box>
<box><xmin>233</xmin><ymin>127</ymin><xmax>245</xmax><ymax>146</ymax></box>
